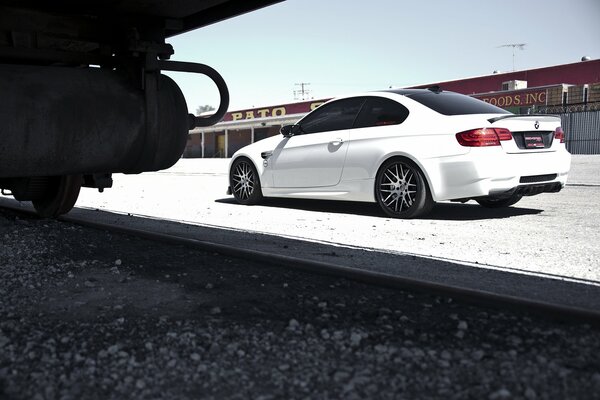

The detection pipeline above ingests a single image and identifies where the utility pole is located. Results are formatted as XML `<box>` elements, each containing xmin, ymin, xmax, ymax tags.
<box><xmin>498</xmin><ymin>43</ymin><xmax>527</xmax><ymax>71</ymax></box>
<box><xmin>294</xmin><ymin>82</ymin><xmax>311</xmax><ymax>101</ymax></box>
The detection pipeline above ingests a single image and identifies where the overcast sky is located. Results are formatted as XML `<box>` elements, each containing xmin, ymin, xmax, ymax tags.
<box><xmin>164</xmin><ymin>0</ymin><xmax>600</xmax><ymax>113</ymax></box>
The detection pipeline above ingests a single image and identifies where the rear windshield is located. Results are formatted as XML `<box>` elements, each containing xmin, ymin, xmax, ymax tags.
<box><xmin>403</xmin><ymin>91</ymin><xmax>510</xmax><ymax>116</ymax></box>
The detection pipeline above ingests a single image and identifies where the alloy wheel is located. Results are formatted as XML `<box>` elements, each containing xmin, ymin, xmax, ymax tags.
<box><xmin>375</xmin><ymin>158</ymin><xmax>433</xmax><ymax>219</ymax></box>
<box><xmin>232</xmin><ymin>161</ymin><xmax>255</xmax><ymax>201</ymax></box>
<box><xmin>230</xmin><ymin>158</ymin><xmax>263</xmax><ymax>205</ymax></box>
<box><xmin>379</xmin><ymin>162</ymin><xmax>417</xmax><ymax>213</ymax></box>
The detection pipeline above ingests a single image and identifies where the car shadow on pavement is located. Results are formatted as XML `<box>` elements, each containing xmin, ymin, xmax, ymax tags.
<box><xmin>215</xmin><ymin>197</ymin><xmax>543</xmax><ymax>221</ymax></box>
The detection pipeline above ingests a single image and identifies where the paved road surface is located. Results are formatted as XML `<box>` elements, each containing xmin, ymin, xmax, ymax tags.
<box><xmin>3</xmin><ymin>156</ymin><xmax>599</xmax><ymax>311</ymax></box>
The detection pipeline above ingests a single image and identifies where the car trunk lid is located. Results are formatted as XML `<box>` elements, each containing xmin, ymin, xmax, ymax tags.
<box><xmin>488</xmin><ymin>115</ymin><xmax>562</xmax><ymax>154</ymax></box>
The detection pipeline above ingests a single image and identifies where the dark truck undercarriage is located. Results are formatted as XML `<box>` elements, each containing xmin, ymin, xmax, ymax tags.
<box><xmin>0</xmin><ymin>0</ymin><xmax>282</xmax><ymax>216</ymax></box>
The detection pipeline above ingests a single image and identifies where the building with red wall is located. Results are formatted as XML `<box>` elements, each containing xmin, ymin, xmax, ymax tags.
<box><xmin>410</xmin><ymin>59</ymin><xmax>600</xmax><ymax>95</ymax></box>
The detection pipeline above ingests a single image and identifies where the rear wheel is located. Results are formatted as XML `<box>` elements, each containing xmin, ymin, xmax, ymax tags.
<box><xmin>230</xmin><ymin>158</ymin><xmax>263</xmax><ymax>205</ymax></box>
<box><xmin>32</xmin><ymin>175</ymin><xmax>82</xmax><ymax>218</ymax></box>
<box><xmin>475</xmin><ymin>194</ymin><xmax>522</xmax><ymax>208</ymax></box>
<box><xmin>375</xmin><ymin>158</ymin><xmax>433</xmax><ymax>219</ymax></box>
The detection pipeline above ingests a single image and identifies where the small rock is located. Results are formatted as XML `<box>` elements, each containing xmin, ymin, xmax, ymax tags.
<box><xmin>489</xmin><ymin>388</ymin><xmax>511</xmax><ymax>400</ymax></box>
<box><xmin>350</xmin><ymin>333</ymin><xmax>362</xmax><ymax>347</ymax></box>
<box><xmin>524</xmin><ymin>387</ymin><xmax>537</xmax><ymax>400</ymax></box>
<box><xmin>288</xmin><ymin>319</ymin><xmax>300</xmax><ymax>330</ymax></box>
<box><xmin>278</xmin><ymin>364</ymin><xmax>290</xmax><ymax>371</ymax></box>
<box><xmin>332</xmin><ymin>331</ymin><xmax>344</xmax><ymax>340</ymax></box>
<box><xmin>209</xmin><ymin>343</ymin><xmax>220</xmax><ymax>354</ymax></box>
<box><xmin>197</xmin><ymin>364</ymin><xmax>208</xmax><ymax>372</ymax></box>
<box><xmin>333</xmin><ymin>371</ymin><xmax>350</xmax><ymax>382</ymax></box>
<box><xmin>0</xmin><ymin>335</ymin><xmax>11</xmax><ymax>348</ymax></box>
<box><xmin>374</xmin><ymin>344</ymin><xmax>388</xmax><ymax>353</ymax></box>
<box><xmin>457</xmin><ymin>321</ymin><xmax>468</xmax><ymax>330</ymax></box>
<box><xmin>115</xmin><ymin>259</ymin><xmax>122</xmax><ymax>266</ymax></box>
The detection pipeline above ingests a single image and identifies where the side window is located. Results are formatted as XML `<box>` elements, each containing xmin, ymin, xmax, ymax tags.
<box><xmin>299</xmin><ymin>97</ymin><xmax>366</xmax><ymax>134</ymax></box>
<box><xmin>354</xmin><ymin>97</ymin><xmax>409</xmax><ymax>129</ymax></box>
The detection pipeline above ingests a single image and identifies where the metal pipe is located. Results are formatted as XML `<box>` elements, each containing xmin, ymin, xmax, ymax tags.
<box><xmin>153</xmin><ymin>60</ymin><xmax>230</xmax><ymax>128</ymax></box>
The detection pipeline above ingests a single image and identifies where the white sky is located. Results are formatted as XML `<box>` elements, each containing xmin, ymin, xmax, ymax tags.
<box><xmin>164</xmin><ymin>0</ymin><xmax>600</xmax><ymax>113</ymax></box>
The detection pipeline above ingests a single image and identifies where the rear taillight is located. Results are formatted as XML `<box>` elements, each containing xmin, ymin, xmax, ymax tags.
<box><xmin>554</xmin><ymin>127</ymin><xmax>565</xmax><ymax>143</ymax></box>
<box><xmin>456</xmin><ymin>128</ymin><xmax>513</xmax><ymax>147</ymax></box>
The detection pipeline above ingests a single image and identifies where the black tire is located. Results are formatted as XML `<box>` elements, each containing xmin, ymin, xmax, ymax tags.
<box><xmin>32</xmin><ymin>175</ymin><xmax>82</xmax><ymax>218</ymax></box>
<box><xmin>229</xmin><ymin>158</ymin><xmax>263</xmax><ymax>205</ymax></box>
<box><xmin>375</xmin><ymin>158</ymin><xmax>433</xmax><ymax>219</ymax></box>
<box><xmin>475</xmin><ymin>194</ymin><xmax>523</xmax><ymax>208</ymax></box>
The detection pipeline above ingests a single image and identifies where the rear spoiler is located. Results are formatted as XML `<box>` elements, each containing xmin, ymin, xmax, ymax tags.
<box><xmin>487</xmin><ymin>114</ymin><xmax>560</xmax><ymax>124</ymax></box>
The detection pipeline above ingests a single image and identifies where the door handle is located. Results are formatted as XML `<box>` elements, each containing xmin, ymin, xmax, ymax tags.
<box><xmin>330</xmin><ymin>138</ymin><xmax>344</xmax><ymax>145</ymax></box>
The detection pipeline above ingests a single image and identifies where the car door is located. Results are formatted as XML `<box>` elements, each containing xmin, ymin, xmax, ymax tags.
<box><xmin>342</xmin><ymin>96</ymin><xmax>411</xmax><ymax>180</ymax></box>
<box><xmin>270</xmin><ymin>97</ymin><xmax>366</xmax><ymax>188</ymax></box>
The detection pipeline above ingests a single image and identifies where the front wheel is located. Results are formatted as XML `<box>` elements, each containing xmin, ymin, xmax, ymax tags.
<box><xmin>375</xmin><ymin>158</ymin><xmax>433</xmax><ymax>219</ymax></box>
<box><xmin>475</xmin><ymin>194</ymin><xmax>523</xmax><ymax>208</ymax></box>
<box><xmin>229</xmin><ymin>158</ymin><xmax>263</xmax><ymax>205</ymax></box>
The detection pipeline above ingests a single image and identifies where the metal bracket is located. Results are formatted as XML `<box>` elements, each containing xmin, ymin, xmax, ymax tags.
<box><xmin>83</xmin><ymin>173</ymin><xmax>113</xmax><ymax>192</ymax></box>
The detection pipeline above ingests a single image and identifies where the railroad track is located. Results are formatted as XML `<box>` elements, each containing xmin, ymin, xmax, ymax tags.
<box><xmin>2</xmin><ymin>198</ymin><xmax>599</xmax><ymax>324</ymax></box>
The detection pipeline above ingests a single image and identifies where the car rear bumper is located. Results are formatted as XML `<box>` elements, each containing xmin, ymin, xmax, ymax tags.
<box><xmin>489</xmin><ymin>181</ymin><xmax>563</xmax><ymax>197</ymax></box>
<box><xmin>423</xmin><ymin>148</ymin><xmax>571</xmax><ymax>201</ymax></box>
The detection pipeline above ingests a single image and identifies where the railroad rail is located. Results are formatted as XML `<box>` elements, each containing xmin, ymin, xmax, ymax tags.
<box><xmin>1</xmin><ymin>199</ymin><xmax>599</xmax><ymax>325</ymax></box>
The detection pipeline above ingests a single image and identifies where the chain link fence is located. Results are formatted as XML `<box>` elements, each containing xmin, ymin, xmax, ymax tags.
<box><xmin>525</xmin><ymin>102</ymin><xmax>600</xmax><ymax>154</ymax></box>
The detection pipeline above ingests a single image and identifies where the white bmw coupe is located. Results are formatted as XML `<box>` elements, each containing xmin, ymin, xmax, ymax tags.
<box><xmin>227</xmin><ymin>88</ymin><xmax>571</xmax><ymax>218</ymax></box>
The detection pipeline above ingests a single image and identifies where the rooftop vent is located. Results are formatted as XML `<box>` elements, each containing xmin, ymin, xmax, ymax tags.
<box><xmin>502</xmin><ymin>80</ymin><xmax>528</xmax><ymax>91</ymax></box>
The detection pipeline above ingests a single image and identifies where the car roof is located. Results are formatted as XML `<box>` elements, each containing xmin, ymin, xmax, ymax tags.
<box><xmin>328</xmin><ymin>87</ymin><xmax>510</xmax><ymax>117</ymax></box>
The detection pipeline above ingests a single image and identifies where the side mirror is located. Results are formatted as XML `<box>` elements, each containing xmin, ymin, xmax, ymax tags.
<box><xmin>280</xmin><ymin>124</ymin><xmax>302</xmax><ymax>138</ymax></box>
<box><xmin>280</xmin><ymin>124</ymin><xmax>294</xmax><ymax>138</ymax></box>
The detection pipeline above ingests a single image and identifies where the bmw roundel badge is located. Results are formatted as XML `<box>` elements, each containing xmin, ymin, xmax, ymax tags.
<box><xmin>534</xmin><ymin>121</ymin><xmax>540</xmax><ymax>129</ymax></box>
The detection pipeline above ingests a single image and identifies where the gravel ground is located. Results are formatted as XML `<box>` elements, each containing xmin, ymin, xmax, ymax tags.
<box><xmin>1</xmin><ymin>208</ymin><xmax>600</xmax><ymax>399</ymax></box>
